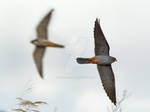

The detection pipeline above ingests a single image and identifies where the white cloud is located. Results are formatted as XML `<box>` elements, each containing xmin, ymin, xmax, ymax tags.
<box><xmin>75</xmin><ymin>91</ymin><xmax>110</xmax><ymax>112</ymax></box>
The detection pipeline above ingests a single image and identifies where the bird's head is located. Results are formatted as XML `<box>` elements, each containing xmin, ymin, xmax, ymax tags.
<box><xmin>113</xmin><ymin>57</ymin><xmax>117</xmax><ymax>62</ymax></box>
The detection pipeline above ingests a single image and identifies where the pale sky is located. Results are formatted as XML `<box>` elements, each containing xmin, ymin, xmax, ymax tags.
<box><xmin>0</xmin><ymin>0</ymin><xmax>150</xmax><ymax>111</ymax></box>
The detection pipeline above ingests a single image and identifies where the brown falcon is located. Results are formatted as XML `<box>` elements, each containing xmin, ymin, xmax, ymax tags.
<box><xmin>31</xmin><ymin>9</ymin><xmax>64</xmax><ymax>78</ymax></box>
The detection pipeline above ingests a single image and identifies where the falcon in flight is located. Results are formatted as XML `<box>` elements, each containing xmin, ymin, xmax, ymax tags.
<box><xmin>31</xmin><ymin>9</ymin><xmax>64</xmax><ymax>78</ymax></box>
<box><xmin>76</xmin><ymin>19</ymin><xmax>117</xmax><ymax>105</ymax></box>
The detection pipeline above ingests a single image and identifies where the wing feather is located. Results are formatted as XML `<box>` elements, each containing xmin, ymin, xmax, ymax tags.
<box><xmin>36</xmin><ymin>9</ymin><xmax>54</xmax><ymax>40</ymax></box>
<box><xmin>97</xmin><ymin>65</ymin><xmax>116</xmax><ymax>105</ymax></box>
<box><xmin>94</xmin><ymin>18</ymin><xmax>110</xmax><ymax>55</ymax></box>
<box><xmin>33</xmin><ymin>47</ymin><xmax>46</xmax><ymax>78</ymax></box>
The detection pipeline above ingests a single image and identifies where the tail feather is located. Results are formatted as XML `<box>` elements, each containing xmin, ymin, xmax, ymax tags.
<box><xmin>46</xmin><ymin>41</ymin><xmax>64</xmax><ymax>48</ymax></box>
<box><xmin>76</xmin><ymin>58</ymin><xmax>91</xmax><ymax>64</ymax></box>
<box><xmin>54</xmin><ymin>43</ymin><xmax>64</xmax><ymax>48</ymax></box>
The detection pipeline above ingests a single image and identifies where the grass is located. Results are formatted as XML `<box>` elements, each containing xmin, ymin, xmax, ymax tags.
<box><xmin>12</xmin><ymin>97</ymin><xmax>48</xmax><ymax>112</ymax></box>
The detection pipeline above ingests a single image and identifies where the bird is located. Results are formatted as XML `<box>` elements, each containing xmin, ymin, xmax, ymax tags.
<box><xmin>31</xmin><ymin>9</ymin><xmax>64</xmax><ymax>78</ymax></box>
<box><xmin>76</xmin><ymin>19</ymin><xmax>117</xmax><ymax>105</ymax></box>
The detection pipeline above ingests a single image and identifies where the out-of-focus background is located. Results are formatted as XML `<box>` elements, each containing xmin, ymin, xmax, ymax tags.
<box><xmin>0</xmin><ymin>0</ymin><xmax>150</xmax><ymax>111</ymax></box>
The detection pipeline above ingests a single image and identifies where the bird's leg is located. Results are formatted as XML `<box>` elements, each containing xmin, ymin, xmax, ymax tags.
<box><xmin>88</xmin><ymin>56</ymin><xmax>98</xmax><ymax>64</ymax></box>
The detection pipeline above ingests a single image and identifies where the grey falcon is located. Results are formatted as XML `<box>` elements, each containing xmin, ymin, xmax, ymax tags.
<box><xmin>76</xmin><ymin>19</ymin><xmax>117</xmax><ymax>105</ymax></box>
<box><xmin>31</xmin><ymin>9</ymin><xmax>64</xmax><ymax>78</ymax></box>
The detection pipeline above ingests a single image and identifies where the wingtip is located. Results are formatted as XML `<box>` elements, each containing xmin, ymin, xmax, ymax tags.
<box><xmin>95</xmin><ymin>18</ymin><xmax>100</xmax><ymax>23</ymax></box>
<box><xmin>50</xmin><ymin>8</ymin><xmax>54</xmax><ymax>12</ymax></box>
<box><xmin>39</xmin><ymin>74</ymin><xmax>44</xmax><ymax>79</ymax></box>
<box><xmin>102</xmin><ymin>83</ymin><xmax>117</xmax><ymax>106</ymax></box>
<box><xmin>94</xmin><ymin>18</ymin><xmax>101</xmax><ymax>34</ymax></box>
<box><xmin>39</xmin><ymin>72</ymin><xmax>44</xmax><ymax>79</ymax></box>
<box><xmin>110</xmin><ymin>95</ymin><xmax>117</xmax><ymax>106</ymax></box>
<box><xmin>109</xmin><ymin>93</ymin><xmax>117</xmax><ymax>106</ymax></box>
<box><xmin>113</xmin><ymin>100</ymin><xmax>117</xmax><ymax>106</ymax></box>
<box><xmin>94</xmin><ymin>18</ymin><xmax>101</xmax><ymax>30</ymax></box>
<box><xmin>46</xmin><ymin>8</ymin><xmax>54</xmax><ymax>17</ymax></box>
<box><xmin>107</xmin><ymin>96</ymin><xmax>116</xmax><ymax>106</ymax></box>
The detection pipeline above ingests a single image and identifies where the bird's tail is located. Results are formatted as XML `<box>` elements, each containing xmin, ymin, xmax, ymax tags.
<box><xmin>46</xmin><ymin>41</ymin><xmax>64</xmax><ymax>48</ymax></box>
<box><xmin>76</xmin><ymin>58</ymin><xmax>91</xmax><ymax>64</ymax></box>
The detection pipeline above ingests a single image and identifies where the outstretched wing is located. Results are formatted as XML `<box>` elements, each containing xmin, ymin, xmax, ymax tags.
<box><xmin>97</xmin><ymin>65</ymin><xmax>116</xmax><ymax>105</ymax></box>
<box><xmin>36</xmin><ymin>9</ymin><xmax>54</xmax><ymax>40</ymax></box>
<box><xmin>94</xmin><ymin>18</ymin><xmax>110</xmax><ymax>55</ymax></box>
<box><xmin>33</xmin><ymin>47</ymin><xmax>46</xmax><ymax>78</ymax></box>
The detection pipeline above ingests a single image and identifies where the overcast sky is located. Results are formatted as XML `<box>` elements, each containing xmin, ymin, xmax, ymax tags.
<box><xmin>0</xmin><ymin>0</ymin><xmax>150</xmax><ymax>111</ymax></box>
